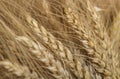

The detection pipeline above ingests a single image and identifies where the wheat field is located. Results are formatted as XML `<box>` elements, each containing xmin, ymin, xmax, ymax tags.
<box><xmin>0</xmin><ymin>0</ymin><xmax>120</xmax><ymax>79</ymax></box>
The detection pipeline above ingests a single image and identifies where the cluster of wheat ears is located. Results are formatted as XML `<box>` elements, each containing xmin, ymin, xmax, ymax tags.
<box><xmin>0</xmin><ymin>0</ymin><xmax>120</xmax><ymax>79</ymax></box>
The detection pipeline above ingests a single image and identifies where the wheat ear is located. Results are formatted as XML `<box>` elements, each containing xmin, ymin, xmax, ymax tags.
<box><xmin>25</xmin><ymin>15</ymin><xmax>85</xmax><ymax>78</ymax></box>
<box><xmin>108</xmin><ymin>12</ymin><xmax>120</xmax><ymax>79</ymax></box>
<box><xmin>0</xmin><ymin>60</ymin><xmax>39</xmax><ymax>79</ymax></box>
<box><xmin>64</xmin><ymin>0</ymin><xmax>111</xmax><ymax>77</ymax></box>
<box><xmin>16</xmin><ymin>36</ymin><xmax>71</xmax><ymax>79</ymax></box>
